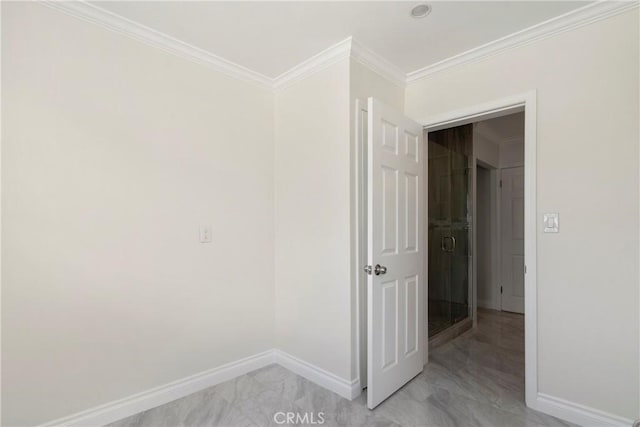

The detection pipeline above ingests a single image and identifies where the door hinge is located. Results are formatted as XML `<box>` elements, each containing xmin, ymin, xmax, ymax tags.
<box><xmin>500</xmin><ymin>286</ymin><xmax>503</xmax><ymax>294</ymax></box>
<box><xmin>499</xmin><ymin>179</ymin><xmax>503</xmax><ymax>188</ymax></box>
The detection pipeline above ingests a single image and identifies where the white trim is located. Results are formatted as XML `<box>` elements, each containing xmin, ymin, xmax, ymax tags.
<box><xmin>422</xmin><ymin>126</ymin><xmax>430</xmax><ymax>366</ymax></box>
<box><xmin>406</xmin><ymin>0</ymin><xmax>639</xmax><ymax>82</ymax></box>
<box><xmin>350</xmin><ymin>39</ymin><xmax>406</xmax><ymax>88</ymax></box>
<box><xmin>38</xmin><ymin>0</ymin><xmax>638</xmax><ymax>90</ymax></box>
<box><xmin>353</xmin><ymin>98</ymin><xmax>368</xmax><ymax>393</ymax></box>
<box><xmin>522</xmin><ymin>92</ymin><xmax>538</xmax><ymax>410</ymax></box>
<box><xmin>423</xmin><ymin>99</ymin><xmax>527</xmax><ymax>132</ymax></box>
<box><xmin>273</xmin><ymin>349</ymin><xmax>360</xmax><ymax>400</ymax></box>
<box><xmin>272</xmin><ymin>38</ymin><xmax>352</xmax><ymax>91</ymax></box>
<box><xmin>418</xmin><ymin>90</ymin><xmax>538</xmax><ymax>410</ymax></box>
<box><xmin>532</xmin><ymin>393</ymin><xmax>635</xmax><ymax>427</ymax></box>
<box><xmin>37</xmin><ymin>349</ymin><xmax>361</xmax><ymax>426</ymax></box>
<box><xmin>28</xmin><ymin>349</ymin><xmax>636</xmax><ymax>427</ymax></box>
<box><xmin>0</xmin><ymin>1</ymin><xmax>3</xmax><ymax>424</ymax></box>
<box><xmin>38</xmin><ymin>1</ymin><xmax>273</xmax><ymax>89</ymax></box>
<box><xmin>272</xmin><ymin>38</ymin><xmax>406</xmax><ymax>91</ymax></box>
<box><xmin>38</xmin><ymin>350</ymin><xmax>275</xmax><ymax>427</ymax></box>
<box><xmin>37</xmin><ymin>1</ymin><xmax>400</xmax><ymax>92</ymax></box>
<box><xmin>36</xmin><ymin>1</ymin><xmax>401</xmax><ymax>93</ymax></box>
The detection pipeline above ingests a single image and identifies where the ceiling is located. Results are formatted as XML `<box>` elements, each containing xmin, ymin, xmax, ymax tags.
<box><xmin>91</xmin><ymin>1</ymin><xmax>590</xmax><ymax>79</ymax></box>
<box><xmin>476</xmin><ymin>112</ymin><xmax>525</xmax><ymax>144</ymax></box>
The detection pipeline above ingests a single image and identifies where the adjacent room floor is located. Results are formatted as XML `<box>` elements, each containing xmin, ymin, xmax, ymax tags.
<box><xmin>108</xmin><ymin>309</ymin><xmax>574</xmax><ymax>426</ymax></box>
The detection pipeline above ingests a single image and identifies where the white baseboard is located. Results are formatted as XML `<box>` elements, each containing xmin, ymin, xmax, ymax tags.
<box><xmin>37</xmin><ymin>349</ymin><xmax>638</xmax><ymax>427</ymax></box>
<box><xmin>39</xmin><ymin>350</ymin><xmax>275</xmax><ymax>427</ymax></box>
<box><xmin>273</xmin><ymin>349</ymin><xmax>361</xmax><ymax>400</ymax></box>
<box><xmin>533</xmin><ymin>393</ymin><xmax>635</xmax><ymax>427</ymax></box>
<box><xmin>39</xmin><ymin>349</ymin><xmax>361</xmax><ymax>426</ymax></box>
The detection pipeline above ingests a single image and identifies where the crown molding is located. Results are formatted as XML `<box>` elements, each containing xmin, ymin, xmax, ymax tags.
<box><xmin>406</xmin><ymin>0</ymin><xmax>639</xmax><ymax>82</ymax></box>
<box><xmin>350</xmin><ymin>38</ymin><xmax>406</xmax><ymax>88</ymax></box>
<box><xmin>38</xmin><ymin>0</ymin><xmax>274</xmax><ymax>89</ymax></box>
<box><xmin>38</xmin><ymin>2</ymin><xmax>401</xmax><ymax>91</ymax></box>
<box><xmin>39</xmin><ymin>0</ymin><xmax>638</xmax><ymax>90</ymax></box>
<box><xmin>272</xmin><ymin>37</ymin><xmax>406</xmax><ymax>91</ymax></box>
<box><xmin>272</xmin><ymin>37</ymin><xmax>353</xmax><ymax>91</ymax></box>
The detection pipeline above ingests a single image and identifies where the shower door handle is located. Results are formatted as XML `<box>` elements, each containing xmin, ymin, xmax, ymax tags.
<box><xmin>441</xmin><ymin>236</ymin><xmax>448</xmax><ymax>252</ymax></box>
<box><xmin>441</xmin><ymin>236</ymin><xmax>456</xmax><ymax>253</ymax></box>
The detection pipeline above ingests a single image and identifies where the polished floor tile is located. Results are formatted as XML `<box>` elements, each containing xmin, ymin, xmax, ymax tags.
<box><xmin>108</xmin><ymin>310</ymin><xmax>576</xmax><ymax>427</ymax></box>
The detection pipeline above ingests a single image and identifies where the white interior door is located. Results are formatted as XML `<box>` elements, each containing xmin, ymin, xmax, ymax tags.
<box><xmin>367</xmin><ymin>98</ymin><xmax>424</xmax><ymax>409</ymax></box>
<box><xmin>500</xmin><ymin>166</ymin><xmax>525</xmax><ymax>314</ymax></box>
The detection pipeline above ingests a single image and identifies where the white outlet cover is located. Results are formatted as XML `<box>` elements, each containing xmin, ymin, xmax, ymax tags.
<box><xmin>543</xmin><ymin>213</ymin><xmax>559</xmax><ymax>233</ymax></box>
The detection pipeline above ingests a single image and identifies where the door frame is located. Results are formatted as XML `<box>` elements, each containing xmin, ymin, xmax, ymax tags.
<box><xmin>418</xmin><ymin>91</ymin><xmax>537</xmax><ymax>407</ymax></box>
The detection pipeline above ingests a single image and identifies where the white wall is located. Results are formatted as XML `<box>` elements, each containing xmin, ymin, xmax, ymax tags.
<box><xmin>474</xmin><ymin>133</ymin><xmax>500</xmax><ymax>168</ymax></box>
<box><xmin>273</xmin><ymin>57</ymin><xmax>405</xmax><ymax>388</ymax></box>
<box><xmin>474</xmin><ymin>120</ymin><xmax>525</xmax><ymax>312</ymax></box>
<box><xmin>501</xmin><ymin>138</ymin><xmax>525</xmax><ymax>169</ymax></box>
<box><xmin>473</xmin><ymin>129</ymin><xmax>500</xmax><ymax>311</ymax></box>
<box><xmin>475</xmin><ymin>165</ymin><xmax>495</xmax><ymax>310</ymax></box>
<box><xmin>349</xmin><ymin>60</ymin><xmax>405</xmax><ymax>112</ymax></box>
<box><xmin>4</xmin><ymin>2</ymin><xmax>639</xmax><ymax>425</ymax></box>
<box><xmin>406</xmin><ymin>9</ymin><xmax>639</xmax><ymax>420</ymax></box>
<box><xmin>274</xmin><ymin>59</ymin><xmax>352</xmax><ymax>380</ymax></box>
<box><xmin>2</xmin><ymin>3</ymin><xmax>275</xmax><ymax>425</ymax></box>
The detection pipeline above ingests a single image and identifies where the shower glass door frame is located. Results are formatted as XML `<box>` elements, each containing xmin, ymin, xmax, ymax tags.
<box><xmin>427</xmin><ymin>125</ymin><xmax>473</xmax><ymax>339</ymax></box>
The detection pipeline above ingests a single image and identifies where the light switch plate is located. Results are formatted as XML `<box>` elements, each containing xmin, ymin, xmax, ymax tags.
<box><xmin>199</xmin><ymin>225</ymin><xmax>212</xmax><ymax>243</ymax></box>
<box><xmin>543</xmin><ymin>213</ymin><xmax>559</xmax><ymax>233</ymax></box>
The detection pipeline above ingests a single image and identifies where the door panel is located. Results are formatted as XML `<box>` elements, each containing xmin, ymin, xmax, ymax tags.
<box><xmin>381</xmin><ymin>167</ymin><xmax>398</xmax><ymax>254</ymax></box>
<box><xmin>367</xmin><ymin>98</ymin><xmax>424</xmax><ymax>409</ymax></box>
<box><xmin>501</xmin><ymin>166</ymin><xmax>525</xmax><ymax>313</ymax></box>
<box><xmin>405</xmin><ymin>275</ymin><xmax>419</xmax><ymax>356</ymax></box>
<box><xmin>405</xmin><ymin>173</ymin><xmax>418</xmax><ymax>252</ymax></box>
<box><xmin>381</xmin><ymin>280</ymin><xmax>398</xmax><ymax>370</ymax></box>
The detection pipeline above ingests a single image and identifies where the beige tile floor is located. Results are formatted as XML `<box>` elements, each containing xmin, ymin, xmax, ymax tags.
<box><xmin>108</xmin><ymin>309</ymin><xmax>576</xmax><ymax>426</ymax></box>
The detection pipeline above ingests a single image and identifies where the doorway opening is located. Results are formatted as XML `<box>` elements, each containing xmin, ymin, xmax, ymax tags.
<box><xmin>356</xmin><ymin>92</ymin><xmax>537</xmax><ymax>410</ymax></box>
<box><xmin>424</xmin><ymin>106</ymin><xmax>533</xmax><ymax>405</ymax></box>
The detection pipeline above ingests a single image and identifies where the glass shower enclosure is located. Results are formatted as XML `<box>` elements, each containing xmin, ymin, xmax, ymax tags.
<box><xmin>428</xmin><ymin>125</ymin><xmax>473</xmax><ymax>338</ymax></box>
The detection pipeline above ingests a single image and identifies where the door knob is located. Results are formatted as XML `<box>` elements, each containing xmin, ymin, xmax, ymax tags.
<box><xmin>364</xmin><ymin>264</ymin><xmax>388</xmax><ymax>276</ymax></box>
<box><xmin>374</xmin><ymin>264</ymin><xmax>387</xmax><ymax>275</ymax></box>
